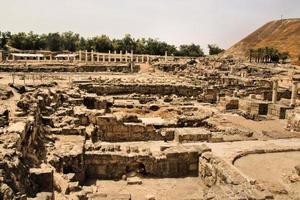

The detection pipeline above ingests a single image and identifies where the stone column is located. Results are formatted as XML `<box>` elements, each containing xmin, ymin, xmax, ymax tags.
<box><xmin>120</xmin><ymin>51</ymin><xmax>123</xmax><ymax>62</ymax></box>
<box><xmin>108</xmin><ymin>51</ymin><xmax>111</xmax><ymax>62</ymax></box>
<box><xmin>272</xmin><ymin>80</ymin><xmax>278</xmax><ymax>104</ymax></box>
<box><xmin>125</xmin><ymin>51</ymin><xmax>128</xmax><ymax>62</ymax></box>
<box><xmin>12</xmin><ymin>54</ymin><xmax>15</xmax><ymax>61</ymax></box>
<box><xmin>290</xmin><ymin>82</ymin><xmax>298</xmax><ymax>106</ymax></box>
<box><xmin>165</xmin><ymin>51</ymin><xmax>168</xmax><ymax>62</ymax></box>
<box><xmin>37</xmin><ymin>55</ymin><xmax>40</xmax><ymax>61</ymax></box>
<box><xmin>102</xmin><ymin>54</ymin><xmax>105</xmax><ymax>62</ymax></box>
<box><xmin>97</xmin><ymin>53</ymin><xmax>100</xmax><ymax>62</ymax></box>
<box><xmin>147</xmin><ymin>55</ymin><xmax>150</xmax><ymax>63</ymax></box>
<box><xmin>50</xmin><ymin>54</ymin><xmax>52</xmax><ymax>61</ymax></box>
<box><xmin>230</xmin><ymin>66</ymin><xmax>234</xmax><ymax>74</ymax></box>
<box><xmin>114</xmin><ymin>50</ymin><xmax>117</xmax><ymax>62</ymax></box>
<box><xmin>142</xmin><ymin>55</ymin><xmax>144</xmax><ymax>63</ymax></box>
<box><xmin>79</xmin><ymin>50</ymin><xmax>82</xmax><ymax>61</ymax></box>
<box><xmin>233</xmin><ymin>89</ymin><xmax>238</xmax><ymax>97</ymax></box>
<box><xmin>91</xmin><ymin>50</ymin><xmax>94</xmax><ymax>62</ymax></box>
<box><xmin>85</xmin><ymin>50</ymin><xmax>88</xmax><ymax>62</ymax></box>
<box><xmin>130</xmin><ymin>62</ymin><xmax>134</xmax><ymax>72</ymax></box>
<box><xmin>131</xmin><ymin>50</ymin><xmax>134</xmax><ymax>62</ymax></box>
<box><xmin>216</xmin><ymin>93</ymin><xmax>220</xmax><ymax>102</ymax></box>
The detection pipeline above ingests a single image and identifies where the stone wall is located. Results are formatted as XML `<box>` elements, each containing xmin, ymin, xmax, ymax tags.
<box><xmin>0</xmin><ymin>63</ymin><xmax>140</xmax><ymax>73</ymax></box>
<box><xmin>0</xmin><ymin>109</ymin><xmax>9</xmax><ymax>127</ymax></box>
<box><xmin>85</xmin><ymin>147</ymin><xmax>199</xmax><ymax>179</ymax></box>
<box><xmin>79</xmin><ymin>83</ymin><xmax>203</xmax><ymax>97</ymax></box>
<box><xmin>232</xmin><ymin>146</ymin><xmax>300</xmax><ymax>164</ymax></box>
<box><xmin>92</xmin><ymin>114</ymin><xmax>164</xmax><ymax>142</ymax></box>
<box><xmin>268</xmin><ymin>103</ymin><xmax>292</xmax><ymax>119</ymax></box>
<box><xmin>174</xmin><ymin>128</ymin><xmax>212</xmax><ymax>143</ymax></box>
<box><xmin>28</xmin><ymin>168</ymin><xmax>54</xmax><ymax>198</ymax></box>
<box><xmin>219</xmin><ymin>96</ymin><xmax>239</xmax><ymax>110</ymax></box>
<box><xmin>239</xmin><ymin>99</ymin><xmax>269</xmax><ymax>116</ymax></box>
<box><xmin>0</xmin><ymin>108</ymin><xmax>51</xmax><ymax>198</ymax></box>
<box><xmin>153</xmin><ymin>62</ymin><xmax>188</xmax><ymax>72</ymax></box>
<box><xmin>286</xmin><ymin>108</ymin><xmax>300</xmax><ymax>131</ymax></box>
<box><xmin>83</xmin><ymin>94</ymin><xmax>113</xmax><ymax>110</ymax></box>
<box><xmin>199</xmin><ymin>152</ymin><xmax>272</xmax><ymax>199</ymax></box>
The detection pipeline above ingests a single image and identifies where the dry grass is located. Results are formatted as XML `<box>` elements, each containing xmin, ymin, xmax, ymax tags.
<box><xmin>225</xmin><ymin>18</ymin><xmax>300</xmax><ymax>64</ymax></box>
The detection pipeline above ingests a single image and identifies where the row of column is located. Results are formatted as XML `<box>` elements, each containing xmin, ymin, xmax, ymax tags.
<box><xmin>11</xmin><ymin>55</ymin><xmax>51</xmax><ymax>61</ymax></box>
<box><xmin>272</xmin><ymin>80</ymin><xmax>298</xmax><ymax>106</ymax></box>
<box><xmin>79</xmin><ymin>50</ymin><xmax>133</xmax><ymax>63</ymax></box>
<box><xmin>78</xmin><ymin>50</ymin><xmax>168</xmax><ymax>63</ymax></box>
<box><xmin>9</xmin><ymin>51</ymin><xmax>169</xmax><ymax>63</ymax></box>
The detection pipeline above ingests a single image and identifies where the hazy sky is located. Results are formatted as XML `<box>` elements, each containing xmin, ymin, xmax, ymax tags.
<box><xmin>1</xmin><ymin>0</ymin><xmax>299</xmax><ymax>51</ymax></box>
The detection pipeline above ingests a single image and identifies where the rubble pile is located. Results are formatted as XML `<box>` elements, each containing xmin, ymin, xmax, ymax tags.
<box><xmin>0</xmin><ymin>55</ymin><xmax>300</xmax><ymax>199</ymax></box>
<box><xmin>0</xmin><ymin>86</ymin><xmax>13</xmax><ymax>100</ymax></box>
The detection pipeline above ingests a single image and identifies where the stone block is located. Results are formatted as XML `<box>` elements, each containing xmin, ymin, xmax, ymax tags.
<box><xmin>127</xmin><ymin>177</ymin><xmax>142</xmax><ymax>185</ymax></box>
<box><xmin>29</xmin><ymin>168</ymin><xmax>53</xmax><ymax>195</ymax></box>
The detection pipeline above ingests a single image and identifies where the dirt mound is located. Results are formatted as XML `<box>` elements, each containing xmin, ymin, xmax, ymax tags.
<box><xmin>225</xmin><ymin>18</ymin><xmax>300</xmax><ymax>64</ymax></box>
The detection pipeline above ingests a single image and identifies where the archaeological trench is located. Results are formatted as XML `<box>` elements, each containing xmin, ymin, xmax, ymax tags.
<box><xmin>1</xmin><ymin>52</ymin><xmax>300</xmax><ymax>200</ymax></box>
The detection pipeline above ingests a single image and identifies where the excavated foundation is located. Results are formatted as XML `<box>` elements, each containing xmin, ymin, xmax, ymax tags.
<box><xmin>1</xmin><ymin>57</ymin><xmax>300</xmax><ymax>200</ymax></box>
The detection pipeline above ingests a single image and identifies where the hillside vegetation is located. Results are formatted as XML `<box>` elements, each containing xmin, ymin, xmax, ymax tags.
<box><xmin>226</xmin><ymin>18</ymin><xmax>300</xmax><ymax>64</ymax></box>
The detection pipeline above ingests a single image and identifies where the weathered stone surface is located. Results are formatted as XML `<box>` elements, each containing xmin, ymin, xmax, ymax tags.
<box><xmin>127</xmin><ymin>177</ymin><xmax>142</xmax><ymax>185</ymax></box>
<box><xmin>0</xmin><ymin>109</ymin><xmax>9</xmax><ymax>127</ymax></box>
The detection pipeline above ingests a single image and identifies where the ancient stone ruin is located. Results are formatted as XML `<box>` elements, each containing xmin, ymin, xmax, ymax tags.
<box><xmin>1</xmin><ymin>51</ymin><xmax>300</xmax><ymax>200</ymax></box>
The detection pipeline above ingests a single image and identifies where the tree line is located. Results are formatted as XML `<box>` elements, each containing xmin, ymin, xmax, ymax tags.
<box><xmin>208</xmin><ymin>44</ymin><xmax>224</xmax><ymax>55</ymax></box>
<box><xmin>249</xmin><ymin>47</ymin><xmax>289</xmax><ymax>63</ymax></box>
<box><xmin>0</xmin><ymin>31</ymin><xmax>225</xmax><ymax>57</ymax></box>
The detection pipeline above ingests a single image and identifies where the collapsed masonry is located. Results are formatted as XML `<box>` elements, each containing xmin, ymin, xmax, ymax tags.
<box><xmin>0</xmin><ymin>56</ymin><xmax>300</xmax><ymax>200</ymax></box>
<box><xmin>1</xmin><ymin>86</ymin><xmax>201</xmax><ymax>199</ymax></box>
<box><xmin>0</xmin><ymin>63</ymin><xmax>140</xmax><ymax>73</ymax></box>
<box><xmin>0</xmin><ymin>84</ymin><xmax>281</xmax><ymax>199</ymax></box>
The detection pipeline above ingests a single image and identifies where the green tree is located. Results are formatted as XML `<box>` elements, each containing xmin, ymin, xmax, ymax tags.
<box><xmin>4</xmin><ymin>30</ymin><xmax>209</xmax><ymax>56</ymax></box>
<box><xmin>46</xmin><ymin>33</ymin><xmax>61</xmax><ymax>51</ymax></box>
<box><xmin>26</xmin><ymin>31</ymin><xmax>45</xmax><ymax>50</ymax></box>
<box><xmin>177</xmin><ymin>44</ymin><xmax>204</xmax><ymax>57</ymax></box>
<box><xmin>78</xmin><ymin>37</ymin><xmax>87</xmax><ymax>50</ymax></box>
<box><xmin>61</xmin><ymin>31</ymin><xmax>80</xmax><ymax>51</ymax></box>
<box><xmin>135</xmin><ymin>38</ymin><xmax>146</xmax><ymax>54</ymax></box>
<box><xmin>92</xmin><ymin>35</ymin><xmax>112</xmax><ymax>52</ymax></box>
<box><xmin>249</xmin><ymin>48</ymin><xmax>254</xmax><ymax>62</ymax></box>
<box><xmin>9</xmin><ymin>32</ymin><xmax>27</xmax><ymax>49</ymax></box>
<box><xmin>144</xmin><ymin>38</ymin><xmax>164</xmax><ymax>55</ymax></box>
<box><xmin>249</xmin><ymin>46</ymin><xmax>289</xmax><ymax>64</ymax></box>
<box><xmin>208</xmin><ymin>44</ymin><xmax>224</xmax><ymax>55</ymax></box>
<box><xmin>144</xmin><ymin>38</ymin><xmax>176</xmax><ymax>55</ymax></box>
<box><xmin>0</xmin><ymin>31</ymin><xmax>11</xmax><ymax>49</ymax></box>
<box><xmin>279</xmin><ymin>51</ymin><xmax>289</xmax><ymax>63</ymax></box>
<box><xmin>111</xmin><ymin>38</ymin><xmax>123</xmax><ymax>51</ymax></box>
<box><xmin>37</xmin><ymin>34</ymin><xmax>48</xmax><ymax>50</ymax></box>
<box><xmin>121</xmin><ymin>34</ymin><xmax>136</xmax><ymax>52</ymax></box>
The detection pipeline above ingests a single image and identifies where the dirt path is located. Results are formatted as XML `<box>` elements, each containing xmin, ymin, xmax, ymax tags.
<box><xmin>85</xmin><ymin>177</ymin><xmax>206</xmax><ymax>200</ymax></box>
<box><xmin>222</xmin><ymin>113</ymin><xmax>300</xmax><ymax>138</ymax></box>
<box><xmin>235</xmin><ymin>152</ymin><xmax>300</xmax><ymax>198</ymax></box>
<box><xmin>138</xmin><ymin>63</ymin><xmax>155</xmax><ymax>74</ymax></box>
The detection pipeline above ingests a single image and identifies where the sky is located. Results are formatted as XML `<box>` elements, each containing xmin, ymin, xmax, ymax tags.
<box><xmin>0</xmin><ymin>0</ymin><xmax>299</xmax><ymax>52</ymax></box>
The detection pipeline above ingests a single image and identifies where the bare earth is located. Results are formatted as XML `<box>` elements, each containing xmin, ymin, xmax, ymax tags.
<box><xmin>235</xmin><ymin>152</ymin><xmax>300</xmax><ymax>199</ymax></box>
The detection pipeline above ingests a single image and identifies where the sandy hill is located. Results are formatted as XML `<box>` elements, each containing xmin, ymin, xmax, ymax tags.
<box><xmin>225</xmin><ymin>18</ymin><xmax>300</xmax><ymax>64</ymax></box>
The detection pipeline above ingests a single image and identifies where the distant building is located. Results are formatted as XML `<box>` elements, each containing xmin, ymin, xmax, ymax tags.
<box><xmin>54</xmin><ymin>54</ymin><xmax>78</xmax><ymax>60</ymax></box>
<box><xmin>10</xmin><ymin>53</ymin><xmax>44</xmax><ymax>61</ymax></box>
